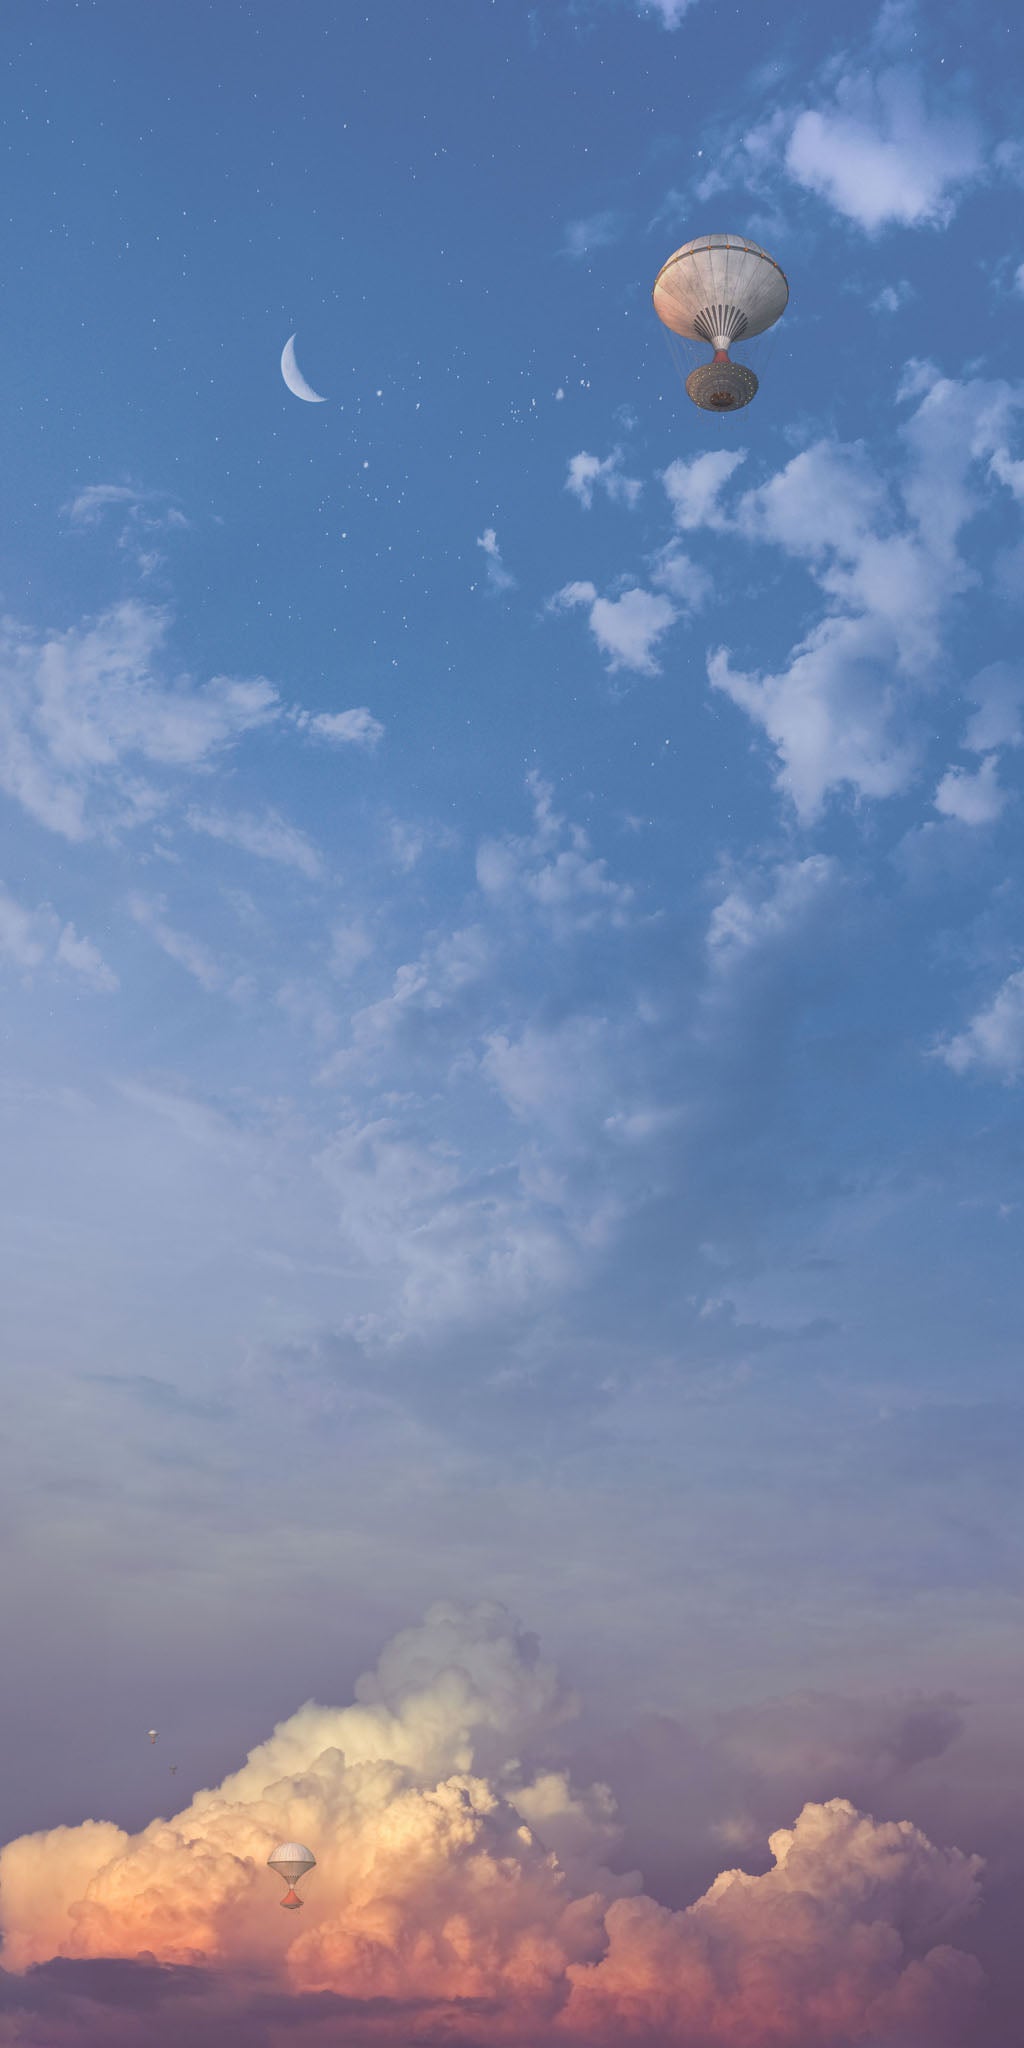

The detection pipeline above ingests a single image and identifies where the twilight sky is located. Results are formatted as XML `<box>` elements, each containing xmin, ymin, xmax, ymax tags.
<box><xmin>2</xmin><ymin>1</ymin><xmax>1024</xmax><ymax>2042</ymax></box>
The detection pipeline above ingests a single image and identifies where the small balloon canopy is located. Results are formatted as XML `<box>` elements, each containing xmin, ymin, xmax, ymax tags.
<box><xmin>147</xmin><ymin>1730</ymin><xmax>158</xmax><ymax>1743</ymax></box>
<box><xmin>653</xmin><ymin>232</ymin><xmax>788</xmax><ymax>413</ymax></box>
<box><xmin>268</xmin><ymin>1842</ymin><xmax>316</xmax><ymax>1911</ymax></box>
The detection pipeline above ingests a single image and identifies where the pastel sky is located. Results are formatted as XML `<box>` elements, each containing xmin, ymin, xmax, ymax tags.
<box><xmin>2</xmin><ymin>1</ymin><xmax>1023</xmax><ymax>2042</ymax></box>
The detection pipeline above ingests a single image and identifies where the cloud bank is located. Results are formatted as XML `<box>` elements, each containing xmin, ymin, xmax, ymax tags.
<box><xmin>0</xmin><ymin>1604</ymin><xmax>986</xmax><ymax>2047</ymax></box>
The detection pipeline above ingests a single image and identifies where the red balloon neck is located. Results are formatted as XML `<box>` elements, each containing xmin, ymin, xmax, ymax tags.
<box><xmin>712</xmin><ymin>349</ymin><xmax>731</xmax><ymax>363</ymax></box>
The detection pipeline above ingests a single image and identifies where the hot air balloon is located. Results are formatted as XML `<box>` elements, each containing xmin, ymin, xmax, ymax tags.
<box><xmin>653</xmin><ymin>232</ymin><xmax>788</xmax><ymax>412</ymax></box>
<box><xmin>147</xmin><ymin>1730</ymin><xmax>158</xmax><ymax>1745</ymax></box>
<box><xmin>267</xmin><ymin>1842</ymin><xmax>316</xmax><ymax>1911</ymax></box>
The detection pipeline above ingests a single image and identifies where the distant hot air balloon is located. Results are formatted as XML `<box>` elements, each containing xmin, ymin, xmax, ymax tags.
<box><xmin>147</xmin><ymin>1730</ymin><xmax>158</xmax><ymax>1745</ymax></box>
<box><xmin>267</xmin><ymin>1842</ymin><xmax>316</xmax><ymax>1910</ymax></box>
<box><xmin>653</xmin><ymin>232</ymin><xmax>788</xmax><ymax>412</ymax></box>
<box><xmin>169</xmin><ymin>1764</ymin><xmax>178</xmax><ymax>1775</ymax></box>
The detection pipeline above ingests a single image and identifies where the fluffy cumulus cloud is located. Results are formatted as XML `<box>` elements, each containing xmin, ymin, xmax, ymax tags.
<box><xmin>550</xmin><ymin>581</ymin><xmax>677</xmax><ymax>676</ymax></box>
<box><xmin>933</xmin><ymin>755</ymin><xmax>1007</xmax><ymax>827</ymax></box>
<box><xmin>936</xmin><ymin>969</ymin><xmax>1024</xmax><ymax>1082</ymax></box>
<box><xmin>706</xmin><ymin>374</ymin><xmax>1024</xmax><ymax>821</ymax></box>
<box><xmin>0</xmin><ymin>1602</ymin><xmax>986</xmax><ymax>2048</ymax></box>
<box><xmin>662</xmin><ymin>451</ymin><xmax>746</xmax><ymax>532</ymax></box>
<box><xmin>565</xmin><ymin>450</ymin><xmax>642</xmax><ymax>512</ymax></box>
<box><xmin>784</xmin><ymin>64</ymin><xmax>984</xmax><ymax>232</ymax></box>
<box><xmin>699</xmin><ymin>11</ymin><xmax>986</xmax><ymax>236</ymax></box>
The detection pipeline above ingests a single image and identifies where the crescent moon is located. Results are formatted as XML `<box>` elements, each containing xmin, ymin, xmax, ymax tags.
<box><xmin>281</xmin><ymin>334</ymin><xmax>327</xmax><ymax>404</ymax></box>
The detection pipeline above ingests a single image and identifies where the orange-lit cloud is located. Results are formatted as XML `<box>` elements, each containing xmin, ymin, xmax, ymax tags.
<box><xmin>0</xmin><ymin>1604</ymin><xmax>986</xmax><ymax>2046</ymax></box>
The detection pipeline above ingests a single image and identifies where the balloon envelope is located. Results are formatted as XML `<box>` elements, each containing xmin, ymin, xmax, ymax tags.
<box><xmin>267</xmin><ymin>1842</ymin><xmax>316</xmax><ymax>1884</ymax></box>
<box><xmin>653</xmin><ymin>233</ymin><xmax>788</xmax><ymax>349</ymax></box>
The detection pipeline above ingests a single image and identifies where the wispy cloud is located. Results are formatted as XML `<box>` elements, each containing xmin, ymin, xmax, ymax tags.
<box><xmin>127</xmin><ymin>892</ymin><xmax>243</xmax><ymax>996</ymax></box>
<box><xmin>184</xmin><ymin>805</ymin><xmax>324</xmax><ymax>879</ymax></box>
<box><xmin>0</xmin><ymin>602</ymin><xmax>278</xmax><ymax>842</ymax></box>
<box><xmin>477</xmin><ymin>770</ymin><xmax>635</xmax><ymax>933</ymax></box>
<box><xmin>633</xmin><ymin>0</ymin><xmax>701</xmax><ymax>27</ymax></box>
<box><xmin>562</xmin><ymin>209</ymin><xmax>626</xmax><ymax>259</ymax></box>
<box><xmin>0</xmin><ymin>883</ymin><xmax>118</xmax><ymax>991</ymax></box>
<box><xmin>476</xmin><ymin>527</ymin><xmax>517</xmax><ymax>592</ymax></box>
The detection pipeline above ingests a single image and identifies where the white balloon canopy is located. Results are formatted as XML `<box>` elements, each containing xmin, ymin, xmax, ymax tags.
<box><xmin>267</xmin><ymin>1841</ymin><xmax>317</xmax><ymax>1910</ymax></box>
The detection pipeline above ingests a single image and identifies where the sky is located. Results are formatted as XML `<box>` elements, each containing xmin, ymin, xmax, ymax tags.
<box><xmin>1</xmin><ymin>0</ymin><xmax>1023</xmax><ymax>2041</ymax></box>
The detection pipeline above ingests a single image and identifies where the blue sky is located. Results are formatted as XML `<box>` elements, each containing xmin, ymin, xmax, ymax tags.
<box><xmin>2</xmin><ymin>1</ymin><xmax>1024</xmax><ymax>2000</ymax></box>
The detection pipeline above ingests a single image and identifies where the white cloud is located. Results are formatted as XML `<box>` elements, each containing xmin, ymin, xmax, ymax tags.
<box><xmin>989</xmin><ymin>444</ymin><xmax>1024</xmax><ymax>502</ymax></box>
<box><xmin>563</xmin><ymin>210</ymin><xmax>626</xmax><ymax>259</ymax></box>
<box><xmin>551</xmin><ymin>581</ymin><xmax>678</xmax><ymax>675</ymax></box>
<box><xmin>707</xmin><ymin>856</ymin><xmax>839</xmax><ymax>975</ymax></box>
<box><xmin>477</xmin><ymin>771</ymin><xmax>634</xmax><ymax>931</ymax></box>
<box><xmin>662</xmin><ymin>450</ymin><xmax>746</xmax><ymax>531</ymax></box>
<box><xmin>705</xmin><ymin>376</ymin><xmax>1024</xmax><ymax>820</ymax></box>
<box><xmin>0</xmin><ymin>595</ymin><xmax>383</xmax><ymax>847</ymax></box>
<box><xmin>329</xmin><ymin>920</ymin><xmax>374</xmax><ymax>979</ymax></box>
<box><xmin>476</xmin><ymin>526</ymin><xmax>517</xmax><ymax>592</ymax></box>
<box><xmin>317</xmin><ymin>1116</ymin><xmax>577</xmax><ymax>1334</ymax></box>
<box><xmin>962</xmin><ymin>663</ymin><xmax>1024</xmax><ymax>753</ymax></box>
<box><xmin>784</xmin><ymin>66</ymin><xmax>984</xmax><ymax>231</ymax></box>
<box><xmin>648</xmin><ymin>545</ymin><xmax>712</xmax><ymax>609</ymax></box>
<box><xmin>0</xmin><ymin>884</ymin><xmax>118</xmax><ymax>991</ymax></box>
<box><xmin>483</xmin><ymin>1015</ymin><xmax>612</xmax><ymax>1142</ymax></box>
<box><xmin>635</xmin><ymin>0</ymin><xmax>699</xmax><ymax>24</ymax></box>
<box><xmin>701</xmin><ymin>30</ymin><xmax>986</xmax><ymax>239</ymax></box>
<box><xmin>301</xmin><ymin>705</ymin><xmax>385</xmax><ymax>748</ymax></box>
<box><xmin>0</xmin><ymin>1603</ymin><xmax>986</xmax><ymax>2046</ymax></box>
<box><xmin>185</xmin><ymin>805</ymin><xmax>323</xmax><ymax>879</ymax></box>
<box><xmin>275</xmin><ymin>978</ymin><xmax>338</xmax><ymax>1046</ymax></box>
<box><xmin>63</xmin><ymin>483</ymin><xmax>145</xmax><ymax>526</ymax></box>
<box><xmin>61</xmin><ymin>481</ymin><xmax>190</xmax><ymax>579</ymax></box>
<box><xmin>708</xmin><ymin>618</ymin><xmax>917</xmax><ymax>825</ymax></box>
<box><xmin>872</xmin><ymin>278</ymin><xmax>913</xmax><ymax>313</ymax></box>
<box><xmin>127</xmin><ymin>893</ymin><xmax>233</xmax><ymax>995</ymax></box>
<box><xmin>566</xmin><ymin>450</ymin><xmax>642</xmax><ymax>512</ymax></box>
<box><xmin>387</xmin><ymin>815</ymin><xmax>458</xmax><ymax>872</ymax></box>
<box><xmin>734</xmin><ymin>440</ymin><xmax>889</xmax><ymax>569</ymax></box>
<box><xmin>0</xmin><ymin>602</ymin><xmax>279</xmax><ymax>842</ymax></box>
<box><xmin>936</xmin><ymin>969</ymin><xmax>1024</xmax><ymax>1081</ymax></box>
<box><xmin>933</xmin><ymin>754</ymin><xmax>1007</xmax><ymax>827</ymax></box>
<box><xmin>62</xmin><ymin>481</ymin><xmax>189</xmax><ymax>533</ymax></box>
<box><xmin>326</xmin><ymin>924</ymin><xmax>491</xmax><ymax>1081</ymax></box>
<box><xmin>54</xmin><ymin>924</ymin><xmax>120</xmax><ymax>992</ymax></box>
